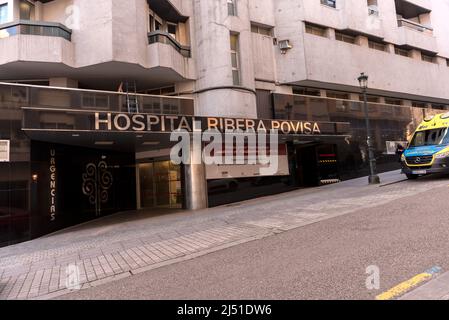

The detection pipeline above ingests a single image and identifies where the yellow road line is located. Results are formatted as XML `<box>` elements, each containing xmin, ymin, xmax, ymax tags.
<box><xmin>376</xmin><ymin>273</ymin><xmax>433</xmax><ymax>300</ymax></box>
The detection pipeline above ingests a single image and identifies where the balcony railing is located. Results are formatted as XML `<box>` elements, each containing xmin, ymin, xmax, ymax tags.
<box><xmin>397</xmin><ymin>18</ymin><xmax>433</xmax><ymax>34</ymax></box>
<box><xmin>148</xmin><ymin>31</ymin><xmax>191</xmax><ymax>58</ymax></box>
<box><xmin>0</xmin><ymin>20</ymin><xmax>72</xmax><ymax>41</ymax></box>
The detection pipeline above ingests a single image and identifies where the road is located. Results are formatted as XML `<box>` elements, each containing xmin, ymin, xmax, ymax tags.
<box><xmin>60</xmin><ymin>175</ymin><xmax>449</xmax><ymax>300</ymax></box>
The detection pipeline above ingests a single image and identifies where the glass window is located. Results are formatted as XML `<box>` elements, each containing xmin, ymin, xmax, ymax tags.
<box><xmin>395</xmin><ymin>47</ymin><xmax>410</xmax><ymax>57</ymax></box>
<box><xmin>0</xmin><ymin>3</ymin><xmax>8</xmax><ymax>24</ymax></box>
<box><xmin>335</xmin><ymin>31</ymin><xmax>356</xmax><ymax>44</ymax></box>
<box><xmin>227</xmin><ymin>0</ymin><xmax>237</xmax><ymax>16</ymax></box>
<box><xmin>305</xmin><ymin>23</ymin><xmax>327</xmax><ymax>37</ymax></box>
<box><xmin>167</xmin><ymin>23</ymin><xmax>177</xmax><ymax>39</ymax></box>
<box><xmin>251</xmin><ymin>24</ymin><xmax>273</xmax><ymax>36</ymax></box>
<box><xmin>321</xmin><ymin>0</ymin><xmax>336</xmax><ymax>8</ymax></box>
<box><xmin>410</xmin><ymin>128</ymin><xmax>449</xmax><ymax>147</ymax></box>
<box><xmin>230</xmin><ymin>33</ymin><xmax>240</xmax><ymax>86</ymax></box>
<box><xmin>368</xmin><ymin>40</ymin><xmax>386</xmax><ymax>52</ymax></box>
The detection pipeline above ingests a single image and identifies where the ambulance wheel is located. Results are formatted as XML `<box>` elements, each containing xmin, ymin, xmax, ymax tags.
<box><xmin>406</xmin><ymin>174</ymin><xmax>419</xmax><ymax>180</ymax></box>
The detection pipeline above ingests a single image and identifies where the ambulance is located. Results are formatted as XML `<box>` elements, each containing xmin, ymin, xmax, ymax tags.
<box><xmin>402</xmin><ymin>112</ymin><xmax>449</xmax><ymax>179</ymax></box>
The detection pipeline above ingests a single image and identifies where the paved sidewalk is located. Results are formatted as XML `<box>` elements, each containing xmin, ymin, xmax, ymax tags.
<box><xmin>400</xmin><ymin>272</ymin><xmax>449</xmax><ymax>300</ymax></box>
<box><xmin>0</xmin><ymin>170</ymin><xmax>447</xmax><ymax>300</ymax></box>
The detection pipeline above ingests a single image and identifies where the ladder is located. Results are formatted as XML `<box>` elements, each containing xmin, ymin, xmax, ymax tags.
<box><xmin>125</xmin><ymin>81</ymin><xmax>139</xmax><ymax>113</ymax></box>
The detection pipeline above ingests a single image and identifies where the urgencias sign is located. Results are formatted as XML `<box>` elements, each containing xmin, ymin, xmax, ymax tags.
<box><xmin>93</xmin><ymin>112</ymin><xmax>345</xmax><ymax>135</ymax></box>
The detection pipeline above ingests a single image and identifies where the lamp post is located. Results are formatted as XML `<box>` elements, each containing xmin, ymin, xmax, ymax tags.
<box><xmin>358</xmin><ymin>72</ymin><xmax>380</xmax><ymax>185</ymax></box>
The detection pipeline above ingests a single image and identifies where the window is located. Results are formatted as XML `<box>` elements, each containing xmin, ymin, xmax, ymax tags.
<box><xmin>394</xmin><ymin>46</ymin><xmax>410</xmax><ymax>57</ymax></box>
<box><xmin>230</xmin><ymin>33</ymin><xmax>240</xmax><ymax>86</ymax></box>
<box><xmin>305</xmin><ymin>23</ymin><xmax>327</xmax><ymax>37</ymax></box>
<box><xmin>410</xmin><ymin>128</ymin><xmax>449</xmax><ymax>147</ymax></box>
<box><xmin>368</xmin><ymin>40</ymin><xmax>386</xmax><ymax>52</ymax></box>
<box><xmin>146</xmin><ymin>86</ymin><xmax>176</xmax><ymax>96</ymax></box>
<box><xmin>321</xmin><ymin>0</ymin><xmax>336</xmax><ymax>8</ymax></box>
<box><xmin>412</xmin><ymin>101</ymin><xmax>426</xmax><ymax>108</ymax></box>
<box><xmin>431</xmin><ymin>104</ymin><xmax>446</xmax><ymax>110</ymax></box>
<box><xmin>421</xmin><ymin>53</ymin><xmax>436</xmax><ymax>63</ymax></box>
<box><xmin>359</xmin><ymin>95</ymin><xmax>380</xmax><ymax>103</ymax></box>
<box><xmin>385</xmin><ymin>98</ymin><xmax>402</xmax><ymax>106</ymax></box>
<box><xmin>0</xmin><ymin>3</ymin><xmax>7</xmax><ymax>24</ymax></box>
<box><xmin>148</xmin><ymin>11</ymin><xmax>163</xmax><ymax>32</ymax></box>
<box><xmin>293</xmin><ymin>87</ymin><xmax>321</xmax><ymax>97</ymax></box>
<box><xmin>167</xmin><ymin>23</ymin><xmax>177</xmax><ymax>39</ymax></box>
<box><xmin>326</xmin><ymin>91</ymin><xmax>350</xmax><ymax>100</ymax></box>
<box><xmin>251</xmin><ymin>24</ymin><xmax>273</xmax><ymax>37</ymax></box>
<box><xmin>227</xmin><ymin>0</ymin><xmax>237</xmax><ymax>16</ymax></box>
<box><xmin>335</xmin><ymin>31</ymin><xmax>356</xmax><ymax>44</ymax></box>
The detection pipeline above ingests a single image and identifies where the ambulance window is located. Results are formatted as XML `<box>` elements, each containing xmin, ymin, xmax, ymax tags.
<box><xmin>411</xmin><ymin>128</ymin><xmax>449</xmax><ymax>146</ymax></box>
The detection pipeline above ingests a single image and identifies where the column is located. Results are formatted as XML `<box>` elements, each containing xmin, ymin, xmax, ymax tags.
<box><xmin>183</xmin><ymin>141</ymin><xmax>208</xmax><ymax>210</ymax></box>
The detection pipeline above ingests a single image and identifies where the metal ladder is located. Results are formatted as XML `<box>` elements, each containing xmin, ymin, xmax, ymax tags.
<box><xmin>125</xmin><ymin>81</ymin><xmax>139</xmax><ymax>113</ymax></box>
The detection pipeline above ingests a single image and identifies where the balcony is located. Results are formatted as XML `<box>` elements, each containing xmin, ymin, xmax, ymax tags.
<box><xmin>148</xmin><ymin>31</ymin><xmax>191</xmax><ymax>58</ymax></box>
<box><xmin>284</xmin><ymin>33</ymin><xmax>449</xmax><ymax>101</ymax></box>
<box><xmin>0</xmin><ymin>20</ymin><xmax>71</xmax><ymax>41</ymax></box>
<box><xmin>147</xmin><ymin>30</ymin><xmax>194</xmax><ymax>80</ymax></box>
<box><xmin>396</xmin><ymin>18</ymin><xmax>437</xmax><ymax>53</ymax></box>
<box><xmin>147</xmin><ymin>0</ymin><xmax>188</xmax><ymax>23</ymax></box>
<box><xmin>397</xmin><ymin>18</ymin><xmax>432</xmax><ymax>34</ymax></box>
<box><xmin>0</xmin><ymin>20</ymin><xmax>74</xmax><ymax>68</ymax></box>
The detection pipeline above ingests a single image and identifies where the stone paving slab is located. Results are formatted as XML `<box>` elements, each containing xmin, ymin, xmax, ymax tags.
<box><xmin>1</xmin><ymin>170</ymin><xmax>448</xmax><ymax>300</ymax></box>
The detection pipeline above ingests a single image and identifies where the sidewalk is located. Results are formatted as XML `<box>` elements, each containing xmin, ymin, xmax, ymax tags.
<box><xmin>0</xmin><ymin>170</ymin><xmax>446</xmax><ymax>300</ymax></box>
<box><xmin>400</xmin><ymin>272</ymin><xmax>449</xmax><ymax>300</ymax></box>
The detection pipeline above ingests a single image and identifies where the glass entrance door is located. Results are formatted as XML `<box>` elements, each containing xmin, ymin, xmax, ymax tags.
<box><xmin>139</xmin><ymin>161</ymin><xmax>182</xmax><ymax>209</ymax></box>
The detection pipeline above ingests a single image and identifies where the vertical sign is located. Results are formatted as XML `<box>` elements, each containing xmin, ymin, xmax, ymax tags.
<box><xmin>0</xmin><ymin>140</ymin><xmax>10</xmax><ymax>162</ymax></box>
<box><xmin>49</xmin><ymin>149</ymin><xmax>57</xmax><ymax>221</ymax></box>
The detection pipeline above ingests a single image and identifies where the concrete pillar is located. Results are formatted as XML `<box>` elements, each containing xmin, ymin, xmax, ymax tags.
<box><xmin>12</xmin><ymin>0</ymin><xmax>20</xmax><ymax>21</ymax></box>
<box><xmin>320</xmin><ymin>89</ymin><xmax>328</xmax><ymax>97</ymax></box>
<box><xmin>326</xmin><ymin>28</ymin><xmax>336</xmax><ymax>40</ymax></box>
<box><xmin>49</xmin><ymin>78</ymin><xmax>79</xmax><ymax>88</ymax></box>
<box><xmin>403</xmin><ymin>100</ymin><xmax>412</xmax><ymax>107</ymax></box>
<box><xmin>409</xmin><ymin>49</ymin><xmax>421</xmax><ymax>60</ymax></box>
<box><xmin>355</xmin><ymin>35</ymin><xmax>369</xmax><ymax>47</ymax></box>
<box><xmin>34</xmin><ymin>1</ymin><xmax>42</xmax><ymax>20</ymax></box>
<box><xmin>385</xmin><ymin>44</ymin><xmax>395</xmax><ymax>54</ymax></box>
<box><xmin>184</xmin><ymin>141</ymin><xmax>208</xmax><ymax>210</ymax></box>
<box><xmin>436</xmin><ymin>57</ymin><xmax>447</xmax><ymax>67</ymax></box>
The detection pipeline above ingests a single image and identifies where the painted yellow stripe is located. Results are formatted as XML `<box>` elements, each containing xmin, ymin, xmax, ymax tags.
<box><xmin>376</xmin><ymin>273</ymin><xmax>433</xmax><ymax>300</ymax></box>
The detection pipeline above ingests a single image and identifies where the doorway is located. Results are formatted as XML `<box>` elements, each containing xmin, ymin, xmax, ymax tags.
<box><xmin>138</xmin><ymin>161</ymin><xmax>183</xmax><ymax>209</ymax></box>
<box><xmin>294</xmin><ymin>143</ymin><xmax>340</xmax><ymax>187</ymax></box>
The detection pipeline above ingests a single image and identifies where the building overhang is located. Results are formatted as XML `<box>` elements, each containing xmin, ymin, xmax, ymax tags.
<box><xmin>395</xmin><ymin>0</ymin><xmax>431</xmax><ymax>19</ymax></box>
<box><xmin>147</xmin><ymin>0</ymin><xmax>188</xmax><ymax>23</ymax></box>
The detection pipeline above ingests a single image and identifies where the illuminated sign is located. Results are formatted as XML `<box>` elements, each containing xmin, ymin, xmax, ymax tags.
<box><xmin>94</xmin><ymin>113</ymin><xmax>329</xmax><ymax>135</ymax></box>
<box><xmin>22</xmin><ymin>109</ymin><xmax>352</xmax><ymax>136</ymax></box>
<box><xmin>49</xmin><ymin>149</ymin><xmax>57</xmax><ymax>222</ymax></box>
<box><xmin>0</xmin><ymin>140</ymin><xmax>9</xmax><ymax>162</ymax></box>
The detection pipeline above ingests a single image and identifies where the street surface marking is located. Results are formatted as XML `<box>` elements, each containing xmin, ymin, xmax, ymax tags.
<box><xmin>376</xmin><ymin>266</ymin><xmax>442</xmax><ymax>300</ymax></box>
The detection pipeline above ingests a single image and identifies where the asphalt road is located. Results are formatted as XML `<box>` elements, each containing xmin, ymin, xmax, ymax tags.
<box><xmin>61</xmin><ymin>177</ymin><xmax>449</xmax><ymax>300</ymax></box>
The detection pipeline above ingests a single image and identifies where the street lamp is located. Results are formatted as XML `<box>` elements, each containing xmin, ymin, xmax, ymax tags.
<box><xmin>358</xmin><ymin>72</ymin><xmax>380</xmax><ymax>185</ymax></box>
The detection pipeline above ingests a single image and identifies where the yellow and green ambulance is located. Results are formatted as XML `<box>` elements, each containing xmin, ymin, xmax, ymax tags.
<box><xmin>402</xmin><ymin>112</ymin><xmax>449</xmax><ymax>179</ymax></box>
